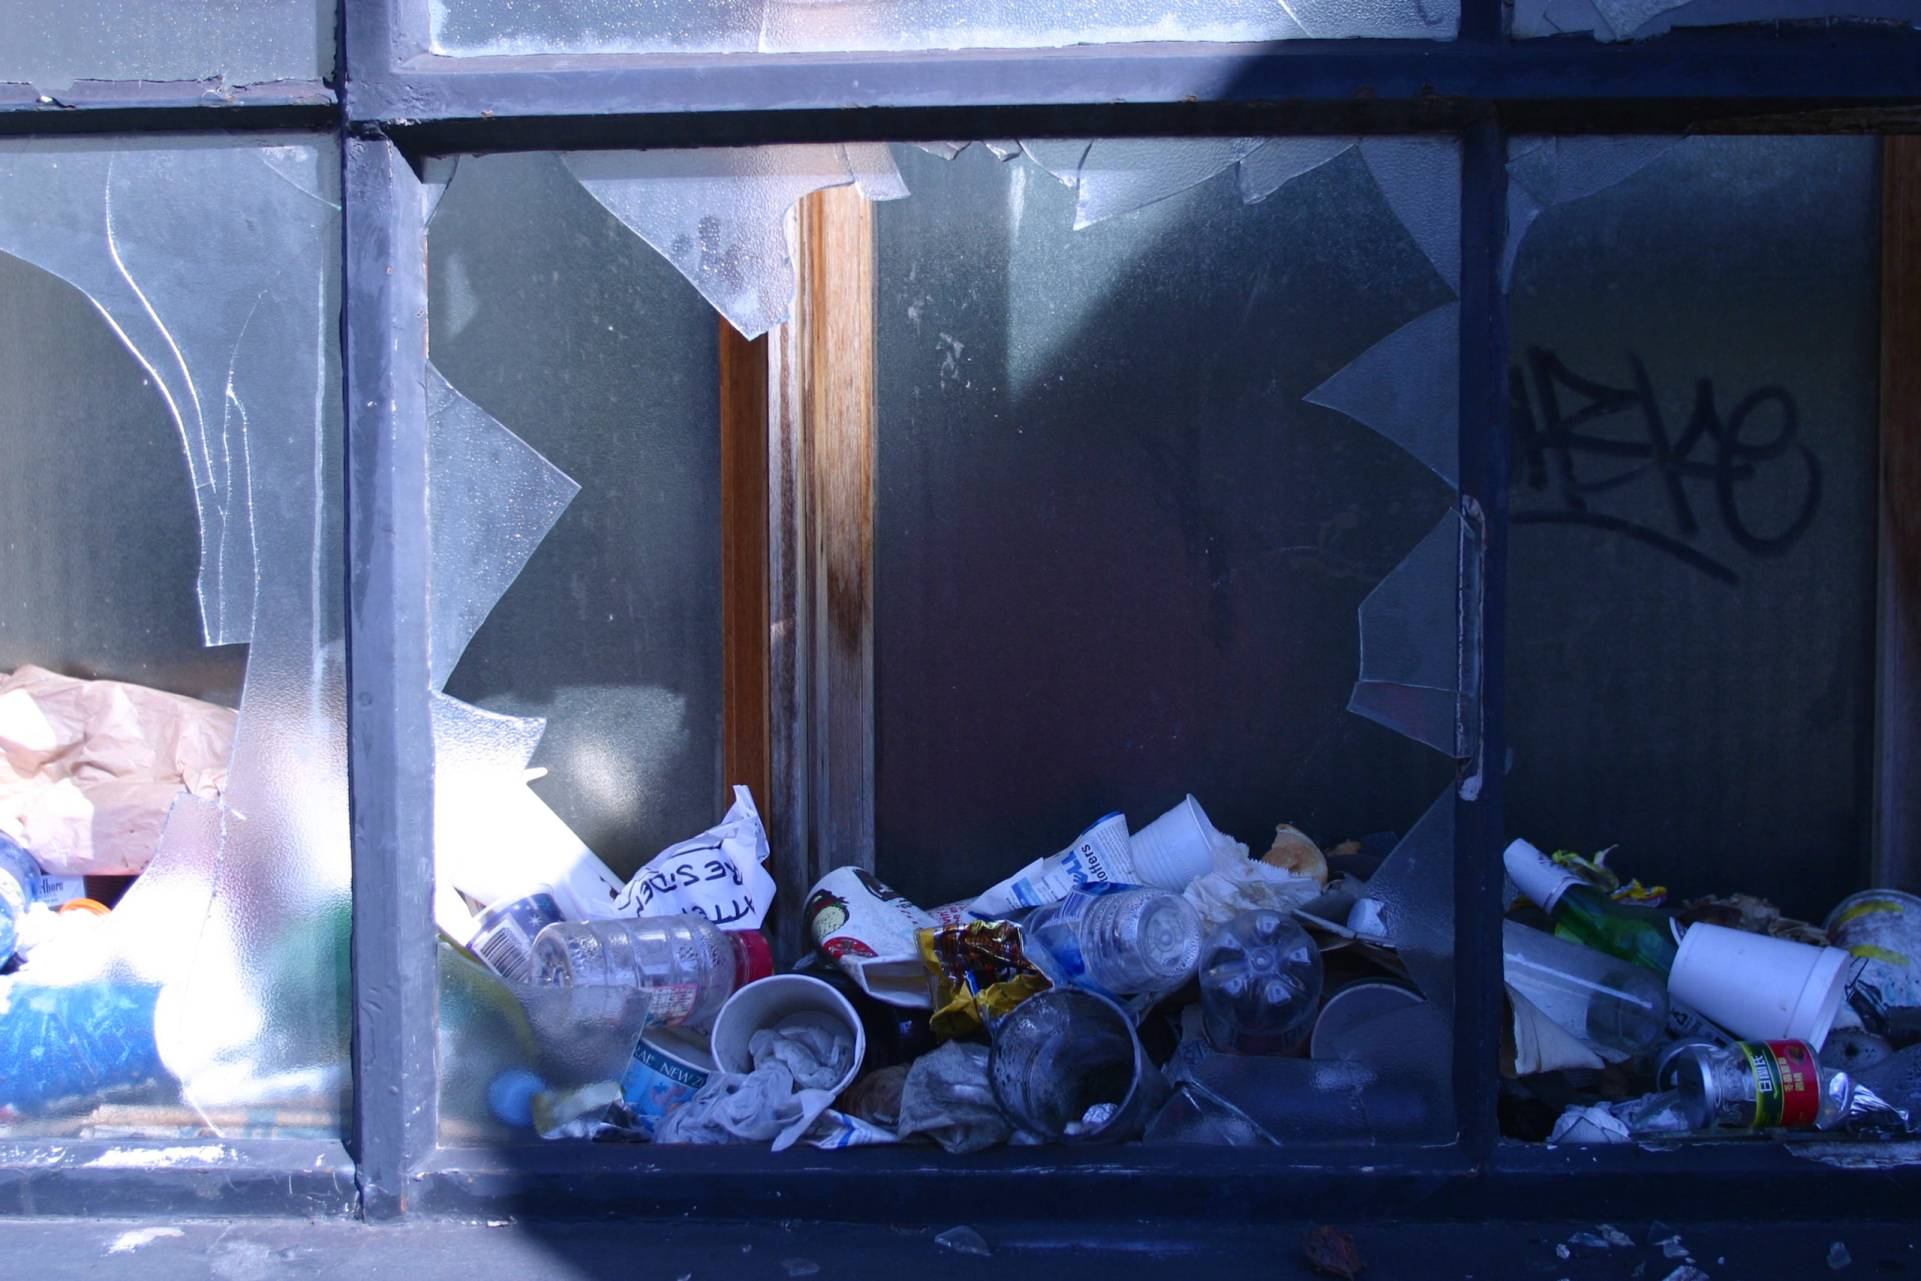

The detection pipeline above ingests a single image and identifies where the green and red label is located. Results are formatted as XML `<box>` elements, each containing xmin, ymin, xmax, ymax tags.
<box><xmin>1737</xmin><ymin>1039</ymin><xmax>1820</xmax><ymax>1129</ymax></box>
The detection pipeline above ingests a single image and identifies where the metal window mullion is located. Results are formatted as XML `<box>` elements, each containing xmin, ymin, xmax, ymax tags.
<box><xmin>1454</xmin><ymin>111</ymin><xmax>1509</xmax><ymax>1166</ymax></box>
<box><xmin>344</xmin><ymin>133</ymin><xmax>440</xmax><ymax>1221</ymax></box>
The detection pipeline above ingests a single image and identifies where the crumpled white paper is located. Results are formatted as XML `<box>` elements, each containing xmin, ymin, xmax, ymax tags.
<box><xmin>1182</xmin><ymin>856</ymin><xmax>1321</xmax><ymax>930</ymax></box>
<box><xmin>0</xmin><ymin>666</ymin><xmax>235</xmax><ymax>876</ymax></box>
<box><xmin>612</xmin><ymin>785</ymin><xmax>778</xmax><ymax>930</ymax></box>
<box><xmin>654</xmin><ymin>1015</ymin><xmax>862</xmax><ymax>1151</ymax></box>
<box><xmin>1508</xmin><ymin>985</ymin><xmax>1624</xmax><ymax>1076</ymax></box>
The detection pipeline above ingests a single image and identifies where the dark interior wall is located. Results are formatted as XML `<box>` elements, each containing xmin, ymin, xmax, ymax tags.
<box><xmin>1505</xmin><ymin>136</ymin><xmax>1882</xmax><ymax>920</ymax></box>
<box><xmin>872</xmin><ymin>142</ymin><xmax>1459</xmax><ymax>909</ymax></box>
<box><xmin>428</xmin><ymin>152</ymin><xmax>726</xmax><ymax>879</ymax></box>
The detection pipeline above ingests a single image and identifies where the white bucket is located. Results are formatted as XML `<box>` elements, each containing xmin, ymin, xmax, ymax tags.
<box><xmin>1668</xmin><ymin>921</ymin><xmax>1850</xmax><ymax>1049</ymax></box>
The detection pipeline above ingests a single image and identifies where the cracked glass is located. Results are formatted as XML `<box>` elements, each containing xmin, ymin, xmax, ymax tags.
<box><xmin>0</xmin><ymin>136</ymin><xmax>346</xmax><ymax>1140</ymax></box>
<box><xmin>1511</xmin><ymin>0</ymin><xmax>1915</xmax><ymax>40</ymax></box>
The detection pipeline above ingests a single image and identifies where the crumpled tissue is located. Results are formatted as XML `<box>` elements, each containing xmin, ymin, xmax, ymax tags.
<box><xmin>655</xmin><ymin>1015</ymin><xmax>889</xmax><ymax>1151</ymax></box>
<box><xmin>0</xmin><ymin>666</ymin><xmax>234</xmax><ymax>876</ymax></box>
<box><xmin>897</xmin><ymin>1040</ymin><xmax>1011</xmax><ymax>1153</ymax></box>
<box><xmin>1183</xmin><ymin>856</ymin><xmax>1320</xmax><ymax>930</ymax></box>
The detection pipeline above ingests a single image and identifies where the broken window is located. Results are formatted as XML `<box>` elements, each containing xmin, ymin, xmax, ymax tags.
<box><xmin>418</xmin><ymin>136</ymin><xmax>1474</xmax><ymax>1150</ymax></box>
<box><xmin>1511</xmin><ymin>0</ymin><xmax>1915</xmax><ymax>41</ymax></box>
<box><xmin>1501</xmin><ymin>136</ymin><xmax>1899</xmax><ymax>1147</ymax></box>
<box><xmin>428</xmin><ymin>0</ymin><xmax>1456</xmax><ymax>58</ymax></box>
<box><xmin>0</xmin><ymin>136</ymin><xmax>348</xmax><ymax>1140</ymax></box>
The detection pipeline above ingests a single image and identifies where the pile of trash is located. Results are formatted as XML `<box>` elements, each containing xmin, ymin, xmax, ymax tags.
<box><xmin>1498</xmin><ymin>840</ymin><xmax>1921</xmax><ymax>1146</ymax></box>
<box><xmin>428</xmin><ymin>789</ymin><xmax>1463</xmax><ymax>1149</ymax></box>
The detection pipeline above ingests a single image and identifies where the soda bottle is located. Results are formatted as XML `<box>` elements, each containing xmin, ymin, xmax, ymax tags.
<box><xmin>1672</xmin><ymin>1039</ymin><xmax>1850</xmax><ymax>1131</ymax></box>
<box><xmin>531</xmin><ymin>916</ymin><xmax>772</xmax><ymax>1031</ymax></box>
<box><xmin>1199</xmin><ymin>910</ymin><xmax>1323</xmax><ymax>1055</ymax></box>
<box><xmin>1022</xmin><ymin>886</ymin><xmax>1201</xmax><ymax>998</ymax></box>
<box><xmin>1504</xmin><ymin>839</ymin><xmax>1678</xmax><ymax>975</ymax></box>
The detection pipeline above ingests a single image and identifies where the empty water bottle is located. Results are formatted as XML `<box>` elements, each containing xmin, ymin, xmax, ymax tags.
<box><xmin>1503</xmin><ymin>919</ymin><xmax>1668</xmax><ymax>1057</ymax></box>
<box><xmin>531</xmin><ymin>915</ymin><xmax>773</xmax><ymax>1031</ymax></box>
<box><xmin>1200</xmin><ymin>910</ymin><xmax>1323</xmax><ymax>1055</ymax></box>
<box><xmin>1022</xmin><ymin>886</ymin><xmax>1201</xmax><ymax>999</ymax></box>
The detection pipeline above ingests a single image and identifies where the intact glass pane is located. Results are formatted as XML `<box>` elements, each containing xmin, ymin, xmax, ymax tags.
<box><xmin>0</xmin><ymin>136</ymin><xmax>347</xmax><ymax>1139</ymax></box>
<box><xmin>0</xmin><ymin>0</ymin><xmax>333</xmax><ymax>90</ymax></box>
<box><xmin>1502</xmin><ymin>137</ymin><xmax>1889</xmax><ymax>1147</ymax></box>
<box><xmin>430</xmin><ymin>0</ymin><xmax>1456</xmax><ymax>57</ymax></box>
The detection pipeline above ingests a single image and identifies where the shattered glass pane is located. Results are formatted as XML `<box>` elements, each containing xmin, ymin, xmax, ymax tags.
<box><xmin>1512</xmin><ymin>0</ymin><xmax>1914</xmax><ymax>39</ymax></box>
<box><xmin>0</xmin><ymin>0</ymin><xmax>332</xmax><ymax>92</ymax></box>
<box><xmin>1350</xmin><ymin>506</ymin><xmax>1479</xmax><ymax>759</ymax></box>
<box><xmin>562</xmin><ymin>143</ymin><xmax>909</xmax><ymax>340</ymax></box>
<box><xmin>0</xmin><ymin>136</ymin><xmax>346</xmax><ymax>1138</ymax></box>
<box><xmin>430</xmin><ymin>0</ymin><xmax>1455</xmax><ymax>56</ymax></box>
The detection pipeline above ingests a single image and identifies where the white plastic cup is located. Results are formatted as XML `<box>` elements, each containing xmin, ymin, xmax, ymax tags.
<box><xmin>1129</xmin><ymin>795</ymin><xmax>1243</xmax><ymax>890</ymax></box>
<box><xmin>709</xmin><ymin>973</ymin><xmax>865</xmax><ymax>1096</ymax></box>
<box><xmin>1667</xmin><ymin>922</ymin><xmax>1850</xmax><ymax>1049</ymax></box>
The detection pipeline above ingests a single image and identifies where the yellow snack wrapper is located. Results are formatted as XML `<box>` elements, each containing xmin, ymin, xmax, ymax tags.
<box><xmin>917</xmin><ymin>920</ymin><xmax>1051</xmax><ymax>1040</ymax></box>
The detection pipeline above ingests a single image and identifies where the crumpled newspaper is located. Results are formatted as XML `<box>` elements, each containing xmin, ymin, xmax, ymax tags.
<box><xmin>612</xmin><ymin>785</ymin><xmax>778</xmax><ymax>930</ymax></box>
<box><xmin>1183</xmin><ymin>856</ymin><xmax>1320</xmax><ymax>931</ymax></box>
<box><xmin>896</xmin><ymin>1040</ymin><xmax>1011</xmax><ymax>1153</ymax></box>
<box><xmin>0</xmin><ymin>666</ymin><xmax>235</xmax><ymax>876</ymax></box>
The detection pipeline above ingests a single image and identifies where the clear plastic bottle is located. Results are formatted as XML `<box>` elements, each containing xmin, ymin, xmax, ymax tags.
<box><xmin>1200</xmin><ymin>910</ymin><xmax>1323</xmax><ymax>1055</ymax></box>
<box><xmin>0</xmin><ymin>833</ymin><xmax>62</xmax><ymax>966</ymax></box>
<box><xmin>1502</xmin><ymin>919</ymin><xmax>1669</xmax><ymax>1057</ymax></box>
<box><xmin>531</xmin><ymin>916</ymin><xmax>773</xmax><ymax>1031</ymax></box>
<box><xmin>1023</xmin><ymin>887</ymin><xmax>1201</xmax><ymax>998</ymax></box>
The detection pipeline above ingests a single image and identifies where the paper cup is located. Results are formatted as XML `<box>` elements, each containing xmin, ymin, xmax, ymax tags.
<box><xmin>1668</xmin><ymin>922</ymin><xmax>1850</xmax><ymax>1048</ymax></box>
<box><xmin>709</xmin><ymin>974</ymin><xmax>865</xmax><ymax>1096</ymax></box>
<box><xmin>620</xmin><ymin>1028</ymin><xmax>716</xmax><ymax>1137</ymax></box>
<box><xmin>1130</xmin><ymin>795</ymin><xmax>1240</xmax><ymax>891</ymax></box>
<box><xmin>1309</xmin><ymin>979</ymin><xmax>1423</xmax><ymax>1060</ymax></box>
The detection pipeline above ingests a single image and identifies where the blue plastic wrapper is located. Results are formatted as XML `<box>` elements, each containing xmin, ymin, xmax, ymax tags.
<box><xmin>0</xmin><ymin>981</ymin><xmax>164</xmax><ymax>1114</ymax></box>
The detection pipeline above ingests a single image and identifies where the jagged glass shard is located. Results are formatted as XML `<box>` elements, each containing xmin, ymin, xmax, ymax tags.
<box><xmin>1236</xmin><ymin>137</ymin><xmax>1356</xmax><ymax>204</ymax></box>
<box><xmin>1070</xmin><ymin>138</ymin><xmax>1265</xmax><ymax>230</ymax></box>
<box><xmin>1020</xmin><ymin>140</ymin><xmax>1093</xmax><ymax>187</ymax></box>
<box><xmin>1307</xmin><ymin>302</ymin><xmax>1460</xmax><ymax>489</ymax></box>
<box><xmin>982</xmin><ymin>141</ymin><xmax>1022</xmax><ymax>162</ymax></box>
<box><xmin>913</xmin><ymin>142</ymin><xmax>970</xmax><ymax>161</ymax></box>
<box><xmin>0</xmin><ymin>0</ymin><xmax>331</xmax><ymax>91</ymax></box>
<box><xmin>1357</xmin><ymin>785</ymin><xmax>1456</xmax><ymax>1013</ymax></box>
<box><xmin>428</xmin><ymin>692</ymin><xmax>624</xmax><ymax>932</ymax></box>
<box><xmin>1350</xmin><ymin>507</ymin><xmax>1472</xmax><ymax>757</ymax></box>
<box><xmin>0</xmin><ymin>136</ymin><xmax>348</xmax><ymax>1129</ymax></box>
<box><xmin>561</xmin><ymin>143</ymin><xmax>903</xmax><ymax>339</ymax></box>
<box><xmin>422</xmin><ymin>156</ymin><xmax>462</xmax><ymax>226</ymax></box>
<box><xmin>1504</xmin><ymin>137</ymin><xmax>1681</xmax><ymax>286</ymax></box>
<box><xmin>846</xmin><ymin>143</ymin><xmax>913</xmax><ymax>203</ymax></box>
<box><xmin>425</xmin><ymin>367</ymin><xmax>580</xmax><ymax>691</ymax></box>
<box><xmin>1359</xmin><ymin>138</ymin><xmax>1460</xmax><ymax>293</ymax></box>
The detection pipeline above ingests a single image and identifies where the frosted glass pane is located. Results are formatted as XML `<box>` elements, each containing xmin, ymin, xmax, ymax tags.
<box><xmin>0</xmin><ymin>1</ymin><xmax>332</xmax><ymax>91</ymax></box>
<box><xmin>430</xmin><ymin>0</ymin><xmax>1455</xmax><ymax>57</ymax></box>
<box><xmin>0</xmin><ymin>136</ymin><xmax>346</xmax><ymax>1139</ymax></box>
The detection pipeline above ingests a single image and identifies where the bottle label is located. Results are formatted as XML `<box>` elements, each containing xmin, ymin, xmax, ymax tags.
<box><xmin>1503</xmin><ymin>840</ymin><xmax>1581</xmax><ymax>913</ymax></box>
<box><xmin>1738</xmin><ymin>1039</ymin><xmax>1820</xmax><ymax>1129</ymax></box>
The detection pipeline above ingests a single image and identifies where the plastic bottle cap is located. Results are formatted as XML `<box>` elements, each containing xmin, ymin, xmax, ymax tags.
<box><xmin>732</xmin><ymin>928</ymin><xmax>775</xmax><ymax>986</ymax></box>
<box><xmin>58</xmin><ymin>898</ymin><xmax>110</xmax><ymax>916</ymax></box>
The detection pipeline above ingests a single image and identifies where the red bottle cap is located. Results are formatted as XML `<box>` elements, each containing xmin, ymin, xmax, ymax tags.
<box><xmin>732</xmin><ymin>928</ymin><xmax>775</xmax><ymax>986</ymax></box>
